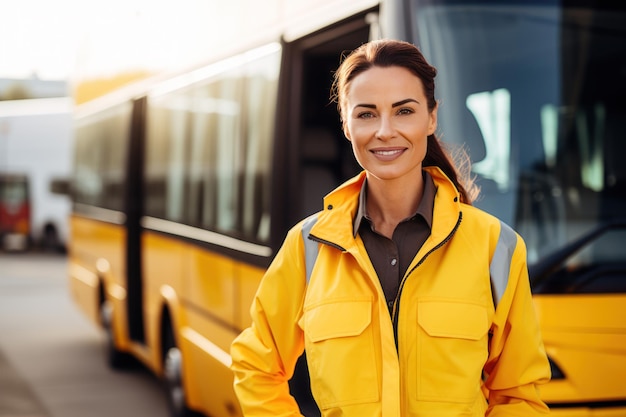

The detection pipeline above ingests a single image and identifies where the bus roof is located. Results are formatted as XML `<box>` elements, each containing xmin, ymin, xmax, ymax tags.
<box><xmin>0</xmin><ymin>97</ymin><xmax>74</xmax><ymax>118</ymax></box>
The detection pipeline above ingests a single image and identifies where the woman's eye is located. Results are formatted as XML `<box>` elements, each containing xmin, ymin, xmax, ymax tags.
<box><xmin>357</xmin><ymin>112</ymin><xmax>374</xmax><ymax>119</ymax></box>
<box><xmin>397</xmin><ymin>108</ymin><xmax>414</xmax><ymax>115</ymax></box>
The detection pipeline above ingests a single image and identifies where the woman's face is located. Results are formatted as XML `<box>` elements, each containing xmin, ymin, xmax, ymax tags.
<box><xmin>343</xmin><ymin>65</ymin><xmax>437</xmax><ymax>183</ymax></box>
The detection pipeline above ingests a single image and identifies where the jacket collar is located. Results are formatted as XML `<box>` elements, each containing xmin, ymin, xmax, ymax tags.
<box><xmin>352</xmin><ymin>171</ymin><xmax>436</xmax><ymax>238</ymax></box>
<box><xmin>311</xmin><ymin>166</ymin><xmax>462</xmax><ymax>252</ymax></box>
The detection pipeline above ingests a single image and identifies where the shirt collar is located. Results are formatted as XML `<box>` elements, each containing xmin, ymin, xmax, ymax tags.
<box><xmin>353</xmin><ymin>171</ymin><xmax>436</xmax><ymax>238</ymax></box>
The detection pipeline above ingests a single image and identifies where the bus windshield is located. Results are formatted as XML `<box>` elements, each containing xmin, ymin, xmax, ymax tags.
<box><xmin>411</xmin><ymin>1</ymin><xmax>626</xmax><ymax>264</ymax></box>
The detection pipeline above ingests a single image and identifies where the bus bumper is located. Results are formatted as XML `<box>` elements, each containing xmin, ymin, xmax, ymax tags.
<box><xmin>2</xmin><ymin>233</ymin><xmax>28</xmax><ymax>251</ymax></box>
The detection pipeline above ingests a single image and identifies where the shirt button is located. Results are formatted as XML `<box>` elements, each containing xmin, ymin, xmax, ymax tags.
<box><xmin>391</xmin><ymin>258</ymin><xmax>397</xmax><ymax>266</ymax></box>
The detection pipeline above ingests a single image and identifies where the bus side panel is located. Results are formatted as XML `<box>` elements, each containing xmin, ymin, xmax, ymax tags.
<box><xmin>236</xmin><ymin>262</ymin><xmax>266</xmax><ymax>331</ymax></box>
<box><xmin>140</xmin><ymin>231</ymin><xmax>246</xmax><ymax>417</ymax></box>
<box><xmin>533</xmin><ymin>295</ymin><xmax>626</xmax><ymax>403</ymax></box>
<box><xmin>181</xmin><ymin>309</ymin><xmax>243</xmax><ymax>417</ymax></box>
<box><xmin>182</xmin><ymin>249</ymin><xmax>265</xmax><ymax>417</ymax></box>
<box><xmin>68</xmin><ymin>255</ymin><xmax>100</xmax><ymax>326</ymax></box>
<box><xmin>68</xmin><ymin>215</ymin><xmax>128</xmax><ymax>339</ymax></box>
<box><xmin>142</xmin><ymin>231</ymin><xmax>187</xmax><ymax>370</ymax></box>
<box><xmin>185</xmin><ymin>246</ymin><xmax>239</xmax><ymax>329</ymax></box>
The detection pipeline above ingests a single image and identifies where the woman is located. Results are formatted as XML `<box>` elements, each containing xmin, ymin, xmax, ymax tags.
<box><xmin>230</xmin><ymin>39</ymin><xmax>551</xmax><ymax>416</ymax></box>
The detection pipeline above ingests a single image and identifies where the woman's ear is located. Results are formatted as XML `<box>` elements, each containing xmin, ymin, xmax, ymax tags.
<box><xmin>428</xmin><ymin>102</ymin><xmax>439</xmax><ymax>135</ymax></box>
<box><xmin>343</xmin><ymin>120</ymin><xmax>352</xmax><ymax>141</ymax></box>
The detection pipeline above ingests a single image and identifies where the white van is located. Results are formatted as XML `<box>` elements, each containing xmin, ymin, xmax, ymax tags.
<box><xmin>0</xmin><ymin>97</ymin><xmax>73</xmax><ymax>250</ymax></box>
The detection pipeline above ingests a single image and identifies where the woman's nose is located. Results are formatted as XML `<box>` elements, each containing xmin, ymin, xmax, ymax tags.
<box><xmin>375</xmin><ymin>115</ymin><xmax>395</xmax><ymax>140</ymax></box>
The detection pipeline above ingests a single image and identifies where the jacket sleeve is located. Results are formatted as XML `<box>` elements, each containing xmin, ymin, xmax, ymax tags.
<box><xmin>230</xmin><ymin>224</ymin><xmax>307</xmax><ymax>417</ymax></box>
<box><xmin>484</xmin><ymin>230</ymin><xmax>551</xmax><ymax>416</ymax></box>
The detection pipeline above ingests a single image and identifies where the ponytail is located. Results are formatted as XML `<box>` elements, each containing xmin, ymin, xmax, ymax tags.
<box><xmin>424</xmin><ymin>134</ymin><xmax>478</xmax><ymax>205</ymax></box>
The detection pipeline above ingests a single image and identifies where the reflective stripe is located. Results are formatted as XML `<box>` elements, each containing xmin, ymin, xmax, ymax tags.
<box><xmin>301</xmin><ymin>214</ymin><xmax>320</xmax><ymax>284</ymax></box>
<box><xmin>490</xmin><ymin>221</ymin><xmax>517</xmax><ymax>307</ymax></box>
<box><xmin>303</xmin><ymin>215</ymin><xmax>517</xmax><ymax>307</ymax></box>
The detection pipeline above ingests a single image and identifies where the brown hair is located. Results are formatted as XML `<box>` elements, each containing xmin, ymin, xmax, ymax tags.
<box><xmin>331</xmin><ymin>39</ymin><xmax>477</xmax><ymax>204</ymax></box>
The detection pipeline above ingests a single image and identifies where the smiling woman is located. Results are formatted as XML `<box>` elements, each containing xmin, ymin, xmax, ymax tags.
<box><xmin>342</xmin><ymin>67</ymin><xmax>435</xmax><ymax>194</ymax></box>
<box><xmin>230</xmin><ymin>39</ymin><xmax>552</xmax><ymax>417</ymax></box>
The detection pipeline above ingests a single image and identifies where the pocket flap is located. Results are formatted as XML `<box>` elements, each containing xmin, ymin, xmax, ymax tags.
<box><xmin>305</xmin><ymin>300</ymin><xmax>372</xmax><ymax>343</ymax></box>
<box><xmin>418</xmin><ymin>301</ymin><xmax>488</xmax><ymax>340</ymax></box>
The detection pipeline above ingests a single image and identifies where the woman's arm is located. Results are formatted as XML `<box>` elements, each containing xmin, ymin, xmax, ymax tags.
<box><xmin>484</xmin><ymin>232</ymin><xmax>551</xmax><ymax>416</ymax></box>
<box><xmin>230</xmin><ymin>226</ymin><xmax>308</xmax><ymax>417</ymax></box>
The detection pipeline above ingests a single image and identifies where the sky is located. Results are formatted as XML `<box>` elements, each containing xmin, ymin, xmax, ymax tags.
<box><xmin>0</xmin><ymin>0</ymin><xmax>85</xmax><ymax>80</ymax></box>
<box><xmin>2</xmin><ymin>0</ymin><xmax>325</xmax><ymax>87</ymax></box>
<box><xmin>0</xmin><ymin>0</ymin><xmax>219</xmax><ymax>82</ymax></box>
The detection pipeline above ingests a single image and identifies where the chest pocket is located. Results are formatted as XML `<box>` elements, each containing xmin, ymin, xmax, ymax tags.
<box><xmin>415</xmin><ymin>300</ymin><xmax>489</xmax><ymax>403</ymax></box>
<box><xmin>303</xmin><ymin>299</ymin><xmax>379</xmax><ymax>409</ymax></box>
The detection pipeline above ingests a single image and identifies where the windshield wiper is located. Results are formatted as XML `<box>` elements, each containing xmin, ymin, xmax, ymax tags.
<box><xmin>529</xmin><ymin>220</ymin><xmax>626</xmax><ymax>288</ymax></box>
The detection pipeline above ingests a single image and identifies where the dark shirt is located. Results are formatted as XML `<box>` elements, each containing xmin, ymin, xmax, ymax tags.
<box><xmin>353</xmin><ymin>172</ymin><xmax>436</xmax><ymax>316</ymax></box>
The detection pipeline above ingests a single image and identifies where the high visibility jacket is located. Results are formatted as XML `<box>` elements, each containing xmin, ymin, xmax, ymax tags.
<box><xmin>230</xmin><ymin>166</ymin><xmax>551</xmax><ymax>417</ymax></box>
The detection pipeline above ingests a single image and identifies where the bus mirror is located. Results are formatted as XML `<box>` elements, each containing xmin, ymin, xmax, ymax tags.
<box><xmin>366</xmin><ymin>12</ymin><xmax>381</xmax><ymax>40</ymax></box>
<box><xmin>50</xmin><ymin>177</ymin><xmax>71</xmax><ymax>196</ymax></box>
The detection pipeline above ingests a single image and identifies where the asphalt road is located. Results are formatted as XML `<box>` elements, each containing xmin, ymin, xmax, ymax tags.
<box><xmin>0</xmin><ymin>252</ymin><xmax>169</xmax><ymax>417</ymax></box>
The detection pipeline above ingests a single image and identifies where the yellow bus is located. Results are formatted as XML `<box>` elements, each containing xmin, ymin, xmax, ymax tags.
<box><xmin>67</xmin><ymin>1</ymin><xmax>626</xmax><ymax>416</ymax></box>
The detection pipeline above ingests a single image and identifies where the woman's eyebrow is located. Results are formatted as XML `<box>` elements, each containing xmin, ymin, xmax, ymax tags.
<box><xmin>353</xmin><ymin>98</ymin><xmax>419</xmax><ymax>111</ymax></box>
<box><xmin>353</xmin><ymin>103</ymin><xmax>377</xmax><ymax>110</ymax></box>
<box><xmin>392</xmin><ymin>98</ymin><xmax>419</xmax><ymax>107</ymax></box>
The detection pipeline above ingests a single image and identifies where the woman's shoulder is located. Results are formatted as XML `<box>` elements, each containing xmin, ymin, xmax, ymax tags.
<box><xmin>284</xmin><ymin>211</ymin><xmax>324</xmax><ymax>244</ymax></box>
<box><xmin>461</xmin><ymin>202</ymin><xmax>501</xmax><ymax>223</ymax></box>
<box><xmin>460</xmin><ymin>202</ymin><xmax>520</xmax><ymax>239</ymax></box>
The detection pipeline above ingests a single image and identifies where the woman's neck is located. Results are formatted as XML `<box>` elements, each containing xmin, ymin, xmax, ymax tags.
<box><xmin>365</xmin><ymin>173</ymin><xmax>424</xmax><ymax>239</ymax></box>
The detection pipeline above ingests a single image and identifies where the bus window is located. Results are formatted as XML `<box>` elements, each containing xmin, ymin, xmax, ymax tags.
<box><xmin>465</xmin><ymin>88</ymin><xmax>511</xmax><ymax>192</ymax></box>
<box><xmin>412</xmin><ymin>0</ymin><xmax>626</xmax><ymax>262</ymax></box>
<box><xmin>410</xmin><ymin>2</ymin><xmax>626</xmax><ymax>412</ymax></box>
<box><xmin>241</xmin><ymin>52</ymin><xmax>279</xmax><ymax>242</ymax></box>
<box><xmin>74</xmin><ymin>102</ymin><xmax>132</xmax><ymax>214</ymax></box>
<box><xmin>145</xmin><ymin>45</ymin><xmax>280</xmax><ymax>244</ymax></box>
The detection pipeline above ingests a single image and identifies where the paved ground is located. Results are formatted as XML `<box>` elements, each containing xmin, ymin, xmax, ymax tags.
<box><xmin>0</xmin><ymin>348</ymin><xmax>48</xmax><ymax>417</ymax></box>
<box><xmin>0</xmin><ymin>252</ymin><xmax>169</xmax><ymax>417</ymax></box>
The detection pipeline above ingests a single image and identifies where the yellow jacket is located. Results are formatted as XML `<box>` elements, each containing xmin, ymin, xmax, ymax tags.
<box><xmin>231</xmin><ymin>166</ymin><xmax>551</xmax><ymax>416</ymax></box>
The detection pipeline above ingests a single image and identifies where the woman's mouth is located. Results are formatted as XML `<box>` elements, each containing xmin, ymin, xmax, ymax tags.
<box><xmin>371</xmin><ymin>148</ymin><xmax>405</xmax><ymax>161</ymax></box>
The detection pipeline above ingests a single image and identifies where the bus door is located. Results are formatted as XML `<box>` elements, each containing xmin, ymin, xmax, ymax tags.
<box><xmin>278</xmin><ymin>10</ymin><xmax>377</xmax><ymax>416</ymax></box>
<box><xmin>125</xmin><ymin>97</ymin><xmax>147</xmax><ymax>343</ymax></box>
<box><xmin>278</xmin><ymin>9</ymin><xmax>377</xmax><ymax>230</ymax></box>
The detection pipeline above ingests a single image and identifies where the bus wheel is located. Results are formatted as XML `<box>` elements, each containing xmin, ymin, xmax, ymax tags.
<box><xmin>100</xmin><ymin>300</ymin><xmax>134</xmax><ymax>369</ymax></box>
<box><xmin>163</xmin><ymin>326</ymin><xmax>199</xmax><ymax>417</ymax></box>
<box><xmin>40</xmin><ymin>223</ymin><xmax>62</xmax><ymax>252</ymax></box>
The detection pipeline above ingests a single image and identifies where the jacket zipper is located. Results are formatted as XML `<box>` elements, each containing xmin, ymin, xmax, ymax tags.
<box><xmin>391</xmin><ymin>211</ymin><xmax>463</xmax><ymax>347</ymax></box>
<box><xmin>310</xmin><ymin>210</ymin><xmax>462</xmax><ymax>347</ymax></box>
<box><xmin>308</xmin><ymin>234</ymin><xmax>346</xmax><ymax>252</ymax></box>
